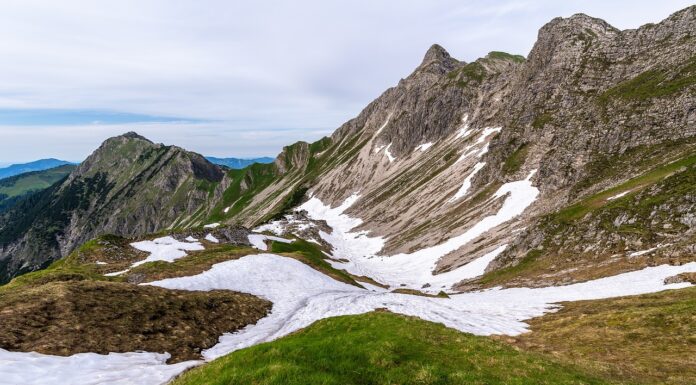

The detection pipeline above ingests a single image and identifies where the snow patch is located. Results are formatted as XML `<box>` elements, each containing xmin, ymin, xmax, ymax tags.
<box><xmin>95</xmin><ymin>261</ymin><xmax>108</xmax><ymax>265</ymax></box>
<box><xmin>204</xmin><ymin>234</ymin><xmax>219</xmax><ymax>243</ymax></box>
<box><xmin>374</xmin><ymin>113</ymin><xmax>392</xmax><ymax>136</ymax></box>
<box><xmin>301</xmin><ymin>170</ymin><xmax>539</xmax><ymax>291</ymax></box>
<box><xmin>203</xmin><ymin>223</ymin><xmax>220</xmax><ymax>229</ymax></box>
<box><xmin>185</xmin><ymin>236</ymin><xmax>198</xmax><ymax>242</ymax></box>
<box><xmin>607</xmin><ymin>191</ymin><xmax>630</xmax><ymax>200</ymax></box>
<box><xmin>0</xmin><ymin>349</ymin><xmax>199</xmax><ymax>385</ymax></box>
<box><xmin>223</xmin><ymin>206</ymin><xmax>231</xmax><ymax>213</ymax></box>
<box><xmin>247</xmin><ymin>234</ymin><xmax>292</xmax><ymax>251</ymax></box>
<box><xmin>384</xmin><ymin>143</ymin><xmax>396</xmax><ymax>163</ymax></box>
<box><xmin>129</xmin><ymin>237</ymin><xmax>205</xmax><ymax>268</ymax></box>
<box><xmin>415</xmin><ymin>142</ymin><xmax>434</xmax><ymax>152</ymax></box>
<box><xmin>450</xmin><ymin>162</ymin><xmax>486</xmax><ymax>201</ymax></box>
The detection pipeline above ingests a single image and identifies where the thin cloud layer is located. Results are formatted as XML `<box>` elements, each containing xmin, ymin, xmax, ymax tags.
<box><xmin>0</xmin><ymin>0</ymin><xmax>692</xmax><ymax>161</ymax></box>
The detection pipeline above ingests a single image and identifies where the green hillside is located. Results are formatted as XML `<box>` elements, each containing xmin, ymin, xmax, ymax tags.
<box><xmin>0</xmin><ymin>164</ymin><xmax>76</xmax><ymax>212</ymax></box>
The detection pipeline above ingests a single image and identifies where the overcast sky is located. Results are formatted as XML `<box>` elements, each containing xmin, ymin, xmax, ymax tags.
<box><xmin>0</xmin><ymin>0</ymin><xmax>692</xmax><ymax>163</ymax></box>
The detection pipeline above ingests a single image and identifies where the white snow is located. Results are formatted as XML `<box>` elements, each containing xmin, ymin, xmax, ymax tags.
<box><xmin>129</xmin><ymin>237</ymin><xmax>205</xmax><ymax>268</ymax></box>
<box><xmin>203</xmin><ymin>223</ymin><xmax>220</xmax><ymax>229</ymax></box>
<box><xmin>95</xmin><ymin>261</ymin><xmax>108</xmax><ymax>265</ymax></box>
<box><xmin>449</xmin><ymin>162</ymin><xmax>486</xmax><ymax>201</ymax></box>
<box><xmin>477</xmin><ymin>143</ymin><xmax>489</xmax><ymax>156</ymax></box>
<box><xmin>223</xmin><ymin>206</ymin><xmax>231</xmax><ymax>213</ymax></box>
<box><xmin>374</xmin><ymin>113</ymin><xmax>392</xmax><ymax>136</ymax></box>
<box><xmin>6</xmin><ymin>252</ymin><xmax>696</xmax><ymax>385</ymax></box>
<box><xmin>0</xmin><ymin>349</ymin><xmax>199</xmax><ymax>385</ymax></box>
<box><xmin>247</xmin><ymin>233</ymin><xmax>293</xmax><ymax>251</ymax></box>
<box><xmin>384</xmin><ymin>143</ymin><xmax>396</xmax><ymax>163</ymax></box>
<box><xmin>185</xmin><ymin>236</ymin><xmax>198</xmax><ymax>242</ymax></box>
<box><xmin>455</xmin><ymin>148</ymin><xmax>478</xmax><ymax>164</ymax></box>
<box><xmin>204</xmin><ymin>234</ymin><xmax>219</xmax><ymax>243</ymax></box>
<box><xmin>103</xmin><ymin>236</ymin><xmax>205</xmax><ymax>277</ymax></box>
<box><xmin>477</xmin><ymin>127</ymin><xmax>502</xmax><ymax>143</ymax></box>
<box><xmin>415</xmin><ymin>142</ymin><xmax>434</xmax><ymax>152</ymax></box>
<box><xmin>148</xmin><ymin>253</ymin><xmax>696</xmax><ymax>360</ymax></box>
<box><xmin>373</xmin><ymin>145</ymin><xmax>385</xmax><ymax>154</ymax></box>
<box><xmin>629</xmin><ymin>248</ymin><xmax>657</xmax><ymax>257</ymax></box>
<box><xmin>607</xmin><ymin>191</ymin><xmax>630</xmax><ymax>200</ymax></box>
<box><xmin>301</xmin><ymin>170</ymin><xmax>539</xmax><ymax>291</ymax></box>
<box><xmin>456</xmin><ymin>114</ymin><xmax>472</xmax><ymax>139</ymax></box>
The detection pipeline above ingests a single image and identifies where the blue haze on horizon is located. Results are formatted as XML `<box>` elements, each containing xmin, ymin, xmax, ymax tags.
<box><xmin>0</xmin><ymin>0</ymin><xmax>692</xmax><ymax>162</ymax></box>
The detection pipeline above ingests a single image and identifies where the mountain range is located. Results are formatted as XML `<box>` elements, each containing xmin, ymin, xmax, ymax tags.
<box><xmin>205</xmin><ymin>156</ymin><xmax>274</xmax><ymax>169</ymax></box>
<box><xmin>0</xmin><ymin>158</ymin><xmax>75</xmax><ymax>180</ymax></box>
<box><xmin>0</xmin><ymin>5</ymin><xmax>695</xmax><ymax>385</ymax></box>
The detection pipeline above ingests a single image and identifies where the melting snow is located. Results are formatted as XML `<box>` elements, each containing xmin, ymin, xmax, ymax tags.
<box><xmin>608</xmin><ymin>191</ymin><xmax>630</xmax><ymax>200</ymax></box>
<box><xmin>456</xmin><ymin>114</ymin><xmax>472</xmax><ymax>139</ymax></box>
<box><xmin>0</xmin><ymin>349</ymin><xmax>199</xmax><ymax>385</ymax></box>
<box><xmin>130</xmin><ymin>237</ymin><xmax>204</xmax><ymax>268</ymax></box>
<box><xmin>415</xmin><ymin>142</ymin><xmax>434</xmax><ymax>152</ymax></box>
<box><xmin>204</xmin><ymin>234</ymin><xmax>219</xmax><ymax>243</ymax></box>
<box><xmin>301</xmin><ymin>170</ymin><xmax>539</xmax><ymax>291</ymax></box>
<box><xmin>450</xmin><ymin>162</ymin><xmax>486</xmax><ymax>201</ymax></box>
<box><xmin>247</xmin><ymin>234</ymin><xmax>292</xmax><ymax>251</ymax></box>
<box><xmin>374</xmin><ymin>113</ymin><xmax>392</xmax><ymax>136</ymax></box>
<box><xmin>384</xmin><ymin>143</ymin><xmax>396</xmax><ymax>163</ymax></box>
<box><xmin>5</xmin><ymin>249</ymin><xmax>696</xmax><ymax>384</ymax></box>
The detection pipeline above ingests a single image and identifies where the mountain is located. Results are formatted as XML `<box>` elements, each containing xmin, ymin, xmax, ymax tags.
<box><xmin>205</xmin><ymin>156</ymin><xmax>274</xmax><ymax>169</ymax></box>
<box><xmin>0</xmin><ymin>164</ymin><xmax>77</xmax><ymax>213</ymax></box>
<box><xmin>1</xmin><ymin>6</ymin><xmax>695</xmax><ymax>385</ymax></box>
<box><xmin>0</xmin><ymin>158</ymin><xmax>75</xmax><ymax>180</ymax></box>
<box><xmin>2</xmin><ymin>7</ymin><xmax>694</xmax><ymax>286</ymax></box>
<box><xmin>0</xmin><ymin>132</ymin><xmax>230</xmax><ymax>283</ymax></box>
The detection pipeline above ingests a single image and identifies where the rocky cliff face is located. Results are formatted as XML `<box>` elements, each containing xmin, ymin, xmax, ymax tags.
<box><xmin>217</xmin><ymin>6</ymin><xmax>695</xmax><ymax>287</ymax></box>
<box><xmin>0</xmin><ymin>133</ymin><xmax>228</xmax><ymax>283</ymax></box>
<box><xmin>3</xmin><ymin>6</ymin><xmax>694</xmax><ymax>288</ymax></box>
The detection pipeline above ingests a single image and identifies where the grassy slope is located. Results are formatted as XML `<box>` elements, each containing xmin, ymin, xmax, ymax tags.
<box><xmin>0</xmin><ymin>234</ymin><xmax>271</xmax><ymax>362</ymax></box>
<box><xmin>0</xmin><ymin>164</ymin><xmax>75</xmax><ymax>211</ymax></box>
<box><xmin>477</xmin><ymin>147</ymin><xmax>696</xmax><ymax>287</ymax></box>
<box><xmin>510</xmin><ymin>286</ymin><xmax>696</xmax><ymax>385</ymax></box>
<box><xmin>172</xmin><ymin>312</ymin><xmax>618</xmax><ymax>385</ymax></box>
<box><xmin>269</xmin><ymin>238</ymin><xmax>362</xmax><ymax>287</ymax></box>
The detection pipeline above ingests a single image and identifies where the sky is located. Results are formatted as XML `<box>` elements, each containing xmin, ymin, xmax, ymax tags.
<box><xmin>0</xmin><ymin>0</ymin><xmax>692</xmax><ymax>163</ymax></box>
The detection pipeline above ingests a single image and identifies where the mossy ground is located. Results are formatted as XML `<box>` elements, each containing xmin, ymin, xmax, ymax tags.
<box><xmin>172</xmin><ymin>311</ymin><xmax>618</xmax><ymax>385</ymax></box>
<box><xmin>509</xmin><ymin>286</ymin><xmax>696</xmax><ymax>385</ymax></box>
<box><xmin>0</xmin><ymin>234</ymin><xmax>271</xmax><ymax>362</ymax></box>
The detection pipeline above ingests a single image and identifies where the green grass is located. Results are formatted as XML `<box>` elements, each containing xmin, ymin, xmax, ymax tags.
<box><xmin>0</xmin><ymin>165</ymin><xmax>75</xmax><ymax>211</ymax></box>
<box><xmin>598</xmin><ymin>55</ymin><xmax>696</xmax><ymax>104</ymax></box>
<box><xmin>532</xmin><ymin>113</ymin><xmax>552</xmax><ymax>129</ymax></box>
<box><xmin>172</xmin><ymin>312</ymin><xmax>619</xmax><ymax>385</ymax></box>
<box><xmin>515</xmin><ymin>286</ymin><xmax>696</xmax><ymax>385</ymax></box>
<box><xmin>502</xmin><ymin>144</ymin><xmax>530</xmax><ymax>174</ymax></box>
<box><xmin>553</xmin><ymin>151</ymin><xmax>696</xmax><ymax>222</ymax></box>
<box><xmin>487</xmin><ymin>51</ymin><xmax>526</xmax><ymax>63</ymax></box>
<box><xmin>270</xmin><ymin>239</ymin><xmax>361</xmax><ymax>287</ymax></box>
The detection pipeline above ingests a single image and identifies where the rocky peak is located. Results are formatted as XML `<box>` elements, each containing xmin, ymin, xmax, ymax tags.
<box><xmin>119</xmin><ymin>131</ymin><xmax>153</xmax><ymax>143</ymax></box>
<box><xmin>413</xmin><ymin>44</ymin><xmax>461</xmax><ymax>76</ymax></box>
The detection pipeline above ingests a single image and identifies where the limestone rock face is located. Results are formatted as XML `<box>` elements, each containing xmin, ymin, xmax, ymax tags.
<box><xmin>2</xmin><ymin>6</ymin><xmax>695</xmax><ymax>287</ymax></box>
<box><xmin>0</xmin><ymin>133</ymin><xmax>228</xmax><ymax>283</ymax></box>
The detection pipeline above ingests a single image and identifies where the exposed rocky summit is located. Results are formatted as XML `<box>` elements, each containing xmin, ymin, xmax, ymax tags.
<box><xmin>0</xmin><ymin>133</ymin><xmax>229</xmax><ymax>283</ymax></box>
<box><xmin>1</xmin><ymin>6</ymin><xmax>695</xmax><ymax>289</ymax></box>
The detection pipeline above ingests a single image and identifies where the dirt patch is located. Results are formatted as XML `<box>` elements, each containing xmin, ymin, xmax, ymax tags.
<box><xmin>0</xmin><ymin>280</ymin><xmax>271</xmax><ymax>363</ymax></box>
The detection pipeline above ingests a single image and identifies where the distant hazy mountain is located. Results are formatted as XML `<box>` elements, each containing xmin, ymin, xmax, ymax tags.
<box><xmin>0</xmin><ymin>164</ymin><xmax>77</xmax><ymax>213</ymax></box>
<box><xmin>0</xmin><ymin>159</ymin><xmax>76</xmax><ymax>180</ymax></box>
<box><xmin>205</xmin><ymin>156</ymin><xmax>274</xmax><ymax>169</ymax></box>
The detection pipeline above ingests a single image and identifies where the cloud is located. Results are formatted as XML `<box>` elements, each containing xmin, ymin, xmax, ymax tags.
<box><xmin>0</xmin><ymin>0</ymin><xmax>692</xmax><ymax>161</ymax></box>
